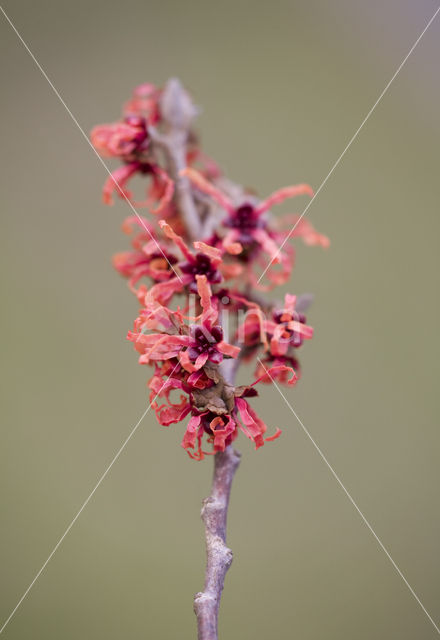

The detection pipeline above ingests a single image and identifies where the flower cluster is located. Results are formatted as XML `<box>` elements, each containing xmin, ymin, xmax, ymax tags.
<box><xmin>90</xmin><ymin>84</ymin><xmax>174</xmax><ymax>212</ymax></box>
<box><xmin>92</xmin><ymin>79</ymin><xmax>328</xmax><ymax>459</ymax></box>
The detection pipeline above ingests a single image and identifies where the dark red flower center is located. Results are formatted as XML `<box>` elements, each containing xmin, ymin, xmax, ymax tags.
<box><xmin>149</xmin><ymin>250</ymin><xmax>178</xmax><ymax>265</ymax></box>
<box><xmin>224</xmin><ymin>203</ymin><xmax>266</xmax><ymax>261</ymax></box>
<box><xmin>187</xmin><ymin>325</ymin><xmax>224</xmax><ymax>363</ymax></box>
<box><xmin>122</xmin><ymin>115</ymin><xmax>149</xmax><ymax>153</ymax></box>
<box><xmin>199</xmin><ymin>412</ymin><xmax>235</xmax><ymax>449</ymax></box>
<box><xmin>273</xmin><ymin>310</ymin><xmax>307</xmax><ymax>348</ymax></box>
<box><xmin>180</xmin><ymin>253</ymin><xmax>222</xmax><ymax>293</ymax></box>
<box><xmin>225</xmin><ymin>203</ymin><xmax>262</xmax><ymax>230</ymax></box>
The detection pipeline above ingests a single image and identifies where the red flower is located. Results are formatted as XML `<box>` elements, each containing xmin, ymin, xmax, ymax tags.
<box><xmin>91</xmin><ymin>116</ymin><xmax>149</xmax><ymax>159</ymax></box>
<box><xmin>128</xmin><ymin>275</ymin><xmax>239</xmax><ymax>372</ymax></box>
<box><xmin>94</xmin><ymin>80</ymin><xmax>328</xmax><ymax>460</ymax></box>
<box><xmin>181</xmin><ymin>412</ymin><xmax>237</xmax><ymax>460</ymax></box>
<box><xmin>98</xmin><ymin>160</ymin><xmax>174</xmax><ymax>213</ymax></box>
<box><xmin>112</xmin><ymin>216</ymin><xmax>178</xmax><ymax>296</ymax></box>
<box><xmin>266</xmin><ymin>294</ymin><xmax>313</xmax><ymax>356</ymax></box>
<box><xmin>255</xmin><ymin>355</ymin><xmax>301</xmax><ymax>385</ymax></box>
<box><xmin>180</xmin><ymin>365</ymin><xmax>291</xmax><ymax>460</ymax></box>
<box><xmin>182</xmin><ymin>168</ymin><xmax>328</xmax><ymax>289</ymax></box>
<box><xmin>236</xmin><ymin>293</ymin><xmax>313</xmax><ymax>386</ymax></box>
<box><xmin>123</xmin><ymin>83</ymin><xmax>162</xmax><ymax>124</ymax></box>
<box><xmin>144</xmin><ymin>220</ymin><xmax>240</xmax><ymax>306</ymax></box>
<box><xmin>91</xmin><ymin>96</ymin><xmax>174</xmax><ymax>213</ymax></box>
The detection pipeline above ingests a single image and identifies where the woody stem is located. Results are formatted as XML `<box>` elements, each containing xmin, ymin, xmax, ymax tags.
<box><xmin>194</xmin><ymin>445</ymin><xmax>241</xmax><ymax>640</ymax></box>
<box><xmin>153</xmin><ymin>78</ymin><xmax>241</xmax><ymax>638</ymax></box>
<box><xmin>158</xmin><ymin>132</ymin><xmax>202</xmax><ymax>241</ymax></box>
<box><xmin>149</xmin><ymin>78</ymin><xmax>203</xmax><ymax>240</ymax></box>
<box><xmin>193</xmin><ymin>356</ymin><xmax>241</xmax><ymax>640</ymax></box>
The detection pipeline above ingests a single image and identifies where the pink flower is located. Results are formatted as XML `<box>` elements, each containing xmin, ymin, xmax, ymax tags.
<box><xmin>91</xmin><ymin>116</ymin><xmax>149</xmax><ymax>159</ymax></box>
<box><xmin>94</xmin><ymin>80</ymin><xmax>327</xmax><ymax>460</ymax></box>
<box><xmin>91</xmin><ymin>108</ymin><xmax>174</xmax><ymax>212</ymax></box>
<box><xmin>181</xmin><ymin>412</ymin><xmax>237</xmax><ymax>460</ymax></box>
<box><xmin>277</xmin><ymin>214</ymin><xmax>330</xmax><ymax>248</ymax></box>
<box><xmin>123</xmin><ymin>83</ymin><xmax>162</xmax><ymax>124</ymax></box>
<box><xmin>182</xmin><ymin>407</ymin><xmax>262</xmax><ymax>460</ymax></box>
<box><xmin>148</xmin><ymin>359</ymin><xmax>213</xmax><ymax>429</ymax></box>
<box><xmin>112</xmin><ymin>216</ymin><xmax>178</xmax><ymax>296</ymax></box>
<box><xmin>255</xmin><ymin>355</ymin><xmax>301</xmax><ymax>385</ymax></box>
<box><xmin>180</xmin><ymin>365</ymin><xmax>291</xmax><ymax>460</ymax></box>
<box><xmin>266</xmin><ymin>294</ymin><xmax>313</xmax><ymax>356</ymax></box>
<box><xmin>179</xmin><ymin>252</ymin><xmax>222</xmax><ymax>294</ymax></box>
<box><xmin>128</xmin><ymin>275</ymin><xmax>239</xmax><ymax>372</ymax></box>
<box><xmin>182</xmin><ymin>168</ymin><xmax>328</xmax><ymax>289</ymax></box>
<box><xmin>145</xmin><ymin>220</ymin><xmax>239</xmax><ymax>305</ymax></box>
<box><xmin>236</xmin><ymin>294</ymin><xmax>313</xmax><ymax>386</ymax></box>
<box><xmin>100</xmin><ymin>161</ymin><xmax>174</xmax><ymax>212</ymax></box>
<box><xmin>238</xmin><ymin>294</ymin><xmax>313</xmax><ymax>351</ymax></box>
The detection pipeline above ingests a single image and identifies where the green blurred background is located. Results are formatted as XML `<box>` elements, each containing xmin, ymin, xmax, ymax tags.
<box><xmin>1</xmin><ymin>1</ymin><xmax>439</xmax><ymax>638</ymax></box>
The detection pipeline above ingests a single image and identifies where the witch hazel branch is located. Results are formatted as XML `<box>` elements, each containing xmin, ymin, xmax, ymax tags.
<box><xmin>91</xmin><ymin>78</ymin><xmax>328</xmax><ymax>640</ymax></box>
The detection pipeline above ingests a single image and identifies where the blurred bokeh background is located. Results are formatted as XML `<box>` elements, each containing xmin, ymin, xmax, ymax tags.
<box><xmin>1</xmin><ymin>1</ymin><xmax>439</xmax><ymax>638</ymax></box>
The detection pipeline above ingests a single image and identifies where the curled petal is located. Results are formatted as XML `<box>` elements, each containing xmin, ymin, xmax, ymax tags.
<box><xmin>195</xmin><ymin>352</ymin><xmax>209</xmax><ymax>369</ymax></box>
<box><xmin>270</xmin><ymin>330</ymin><xmax>290</xmax><ymax>357</ymax></box>
<box><xmin>280</xmin><ymin>215</ymin><xmax>330</xmax><ymax>248</ymax></box>
<box><xmin>128</xmin><ymin>332</ymin><xmax>190</xmax><ymax>363</ymax></box>
<box><xmin>133</xmin><ymin>166</ymin><xmax>174</xmax><ymax>213</ymax></box>
<box><xmin>147</xmin><ymin>258</ymin><xmax>177</xmax><ymax>282</ymax></box>
<box><xmin>102</xmin><ymin>163</ymin><xmax>139</xmax><ymax>205</ymax></box>
<box><xmin>293</xmin><ymin>219</ymin><xmax>330</xmax><ymax>248</ymax></box>
<box><xmin>127</xmin><ymin>332</ymin><xmax>189</xmax><ymax>348</ymax></box>
<box><xmin>235</xmin><ymin>398</ymin><xmax>266</xmax><ymax>449</ymax></box>
<box><xmin>127</xmin><ymin>267</ymin><xmax>151</xmax><ymax>294</ymax></box>
<box><xmin>181</xmin><ymin>414</ymin><xmax>202</xmax><ymax>450</ymax></box>
<box><xmin>217</xmin><ymin>341</ymin><xmax>240</xmax><ymax>358</ymax></box>
<box><xmin>286</xmin><ymin>321</ymin><xmax>314</xmax><ymax>339</ymax></box>
<box><xmin>223</xmin><ymin>230</ymin><xmax>243</xmax><ymax>255</ymax></box>
<box><xmin>196</xmin><ymin>275</ymin><xmax>218</xmax><ymax>327</ymax></box>
<box><xmin>180</xmin><ymin>168</ymin><xmax>235</xmax><ymax>213</ymax></box>
<box><xmin>186</xmin><ymin>447</ymin><xmax>210</xmax><ymax>461</ymax></box>
<box><xmin>264</xmin><ymin>249</ymin><xmax>293</xmax><ymax>288</ymax></box>
<box><xmin>149</xmin><ymin>375</ymin><xmax>186</xmax><ymax>396</ymax></box>
<box><xmin>220</xmin><ymin>263</ymin><xmax>243</xmax><ymax>279</ymax></box>
<box><xmin>179</xmin><ymin>349</ymin><xmax>198</xmax><ymax>373</ymax></box>
<box><xmin>253</xmin><ymin>364</ymin><xmax>298</xmax><ymax>386</ymax></box>
<box><xmin>248</xmin><ymin>249</ymin><xmax>292</xmax><ymax>291</ymax></box>
<box><xmin>255</xmin><ymin>183</ymin><xmax>314</xmax><ymax>215</ymax></box>
<box><xmin>155</xmin><ymin>398</ymin><xmax>191</xmax><ymax>426</ymax></box>
<box><xmin>225</xmin><ymin>242</ymin><xmax>242</xmax><ymax>255</ymax></box>
<box><xmin>253</xmin><ymin>229</ymin><xmax>282</xmax><ymax>263</ymax></box>
<box><xmin>146</xmin><ymin>275</ymin><xmax>186</xmax><ymax>305</ymax></box>
<box><xmin>234</xmin><ymin>301</ymin><xmax>268</xmax><ymax>349</ymax></box>
<box><xmin>187</xmin><ymin>370</ymin><xmax>212</xmax><ymax>389</ymax></box>
<box><xmin>112</xmin><ymin>251</ymin><xmax>146</xmax><ymax>277</ymax></box>
<box><xmin>180</xmin><ymin>346</ymin><xmax>217</xmax><ymax>373</ymax></box>
<box><xmin>90</xmin><ymin>124</ymin><xmax>113</xmax><ymax>157</ymax></box>
<box><xmin>210</xmin><ymin>415</ymin><xmax>237</xmax><ymax>452</ymax></box>
<box><xmin>158</xmin><ymin>219</ymin><xmax>193</xmax><ymax>261</ymax></box>
<box><xmin>134</xmin><ymin>300</ymin><xmax>176</xmax><ymax>333</ymax></box>
<box><xmin>149</xmin><ymin>166</ymin><xmax>175</xmax><ymax>215</ymax></box>
<box><xmin>193</xmin><ymin>241</ymin><xmax>222</xmax><ymax>263</ymax></box>
<box><xmin>121</xmin><ymin>215</ymin><xmax>154</xmax><ymax>236</ymax></box>
<box><xmin>265</xmin><ymin>428</ymin><xmax>282</xmax><ymax>442</ymax></box>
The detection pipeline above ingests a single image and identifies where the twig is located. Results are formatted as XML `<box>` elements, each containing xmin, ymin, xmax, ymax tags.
<box><xmin>151</xmin><ymin>79</ymin><xmax>247</xmax><ymax>638</ymax></box>
<box><xmin>194</xmin><ymin>446</ymin><xmax>241</xmax><ymax>640</ymax></box>
<box><xmin>193</xmin><ymin>358</ymin><xmax>242</xmax><ymax>640</ymax></box>
<box><xmin>149</xmin><ymin>78</ymin><xmax>203</xmax><ymax>240</ymax></box>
